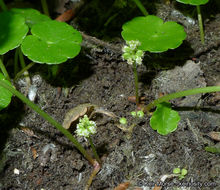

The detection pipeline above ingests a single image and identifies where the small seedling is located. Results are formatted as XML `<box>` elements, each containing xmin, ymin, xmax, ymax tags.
<box><xmin>131</xmin><ymin>110</ymin><xmax>144</xmax><ymax>118</ymax></box>
<box><xmin>119</xmin><ymin>117</ymin><xmax>127</xmax><ymax>125</ymax></box>
<box><xmin>136</xmin><ymin>110</ymin><xmax>144</xmax><ymax>118</ymax></box>
<box><xmin>117</xmin><ymin>110</ymin><xmax>145</xmax><ymax>138</ymax></box>
<box><xmin>173</xmin><ymin>167</ymin><xmax>188</xmax><ymax>180</ymax></box>
<box><xmin>176</xmin><ymin>0</ymin><xmax>209</xmax><ymax>44</ymax></box>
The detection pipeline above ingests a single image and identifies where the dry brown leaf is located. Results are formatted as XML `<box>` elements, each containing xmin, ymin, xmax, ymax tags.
<box><xmin>55</xmin><ymin>9</ymin><xmax>74</xmax><ymax>22</ymax></box>
<box><xmin>20</xmin><ymin>127</ymin><xmax>39</xmax><ymax>138</ymax></box>
<box><xmin>31</xmin><ymin>147</ymin><xmax>38</xmax><ymax>160</ymax></box>
<box><xmin>152</xmin><ymin>184</ymin><xmax>162</xmax><ymax>190</ymax></box>
<box><xmin>207</xmin><ymin>132</ymin><xmax>220</xmax><ymax>141</ymax></box>
<box><xmin>62</xmin><ymin>103</ymin><xmax>96</xmax><ymax>129</ymax></box>
<box><xmin>114</xmin><ymin>182</ymin><xmax>130</xmax><ymax>190</ymax></box>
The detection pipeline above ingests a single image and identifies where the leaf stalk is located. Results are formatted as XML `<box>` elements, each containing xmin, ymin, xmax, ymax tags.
<box><xmin>144</xmin><ymin>86</ymin><xmax>220</xmax><ymax>112</ymax></box>
<box><xmin>0</xmin><ymin>80</ymin><xmax>96</xmax><ymax>165</ymax></box>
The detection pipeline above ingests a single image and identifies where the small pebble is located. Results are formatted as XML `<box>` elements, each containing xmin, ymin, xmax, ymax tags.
<box><xmin>13</xmin><ymin>168</ymin><xmax>20</xmax><ymax>175</ymax></box>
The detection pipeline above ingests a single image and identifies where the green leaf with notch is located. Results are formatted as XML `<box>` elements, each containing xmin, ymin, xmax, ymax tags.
<box><xmin>0</xmin><ymin>11</ymin><xmax>28</xmax><ymax>55</ymax></box>
<box><xmin>121</xmin><ymin>15</ymin><xmax>186</xmax><ymax>53</ymax></box>
<box><xmin>150</xmin><ymin>102</ymin><xmax>180</xmax><ymax>135</ymax></box>
<box><xmin>21</xmin><ymin>20</ymin><xmax>82</xmax><ymax>64</ymax></box>
<box><xmin>0</xmin><ymin>73</ymin><xmax>13</xmax><ymax>110</ymax></box>
<box><xmin>205</xmin><ymin>144</ymin><xmax>220</xmax><ymax>154</ymax></box>
<box><xmin>11</xmin><ymin>8</ymin><xmax>51</xmax><ymax>28</ymax></box>
<box><xmin>176</xmin><ymin>0</ymin><xmax>209</xmax><ymax>6</ymax></box>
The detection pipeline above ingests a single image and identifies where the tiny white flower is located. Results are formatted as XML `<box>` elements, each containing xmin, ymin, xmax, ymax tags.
<box><xmin>136</xmin><ymin>56</ymin><xmax>143</xmax><ymax>65</ymax></box>
<box><xmin>122</xmin><ymin>40</ymin><xmax>143</xmax><ymax>65</ymax></box>
<box><xmin>122</xmin><ymin>45</ymin><xmax>129</xmax><ymax>53</ymax></box>
<box><xmin>127</xmin><ymin>58</ymin><xmax>133</xmax><ymax>65</ymax></box>
<box><xmin>76</xmin><ymin>115</ymin><xmax>97</xmax><ymax>137</ymax></box>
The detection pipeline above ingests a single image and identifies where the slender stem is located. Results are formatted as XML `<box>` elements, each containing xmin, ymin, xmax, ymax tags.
<box><xmin>18</xmin><ymin>47</ymin><xmax>26</xmax><ymax>69</ymax></box>
<box><xmin>196</xmin><ymin>5</ymin><xmax>205</xmax><ymax>44</ymax></box>
<box><xmin>0</xmin><ymin>58</ymin><xmax>10</xmax><ymax>81</ymax></box>
<box><xmin>132</xmin><ymin>0</ymin><xmax>148</xmax><ymax>16</ymax></box>
<box><xmin>14</xmin><ymin>62</ymin><xmax>35</xmax><ymax>81</ymax></box>
<box><xmin>18</xmin><ymin>47</ymin><xmax>31</xmax><ymax>88</ymax></box>
<box><xmin>41</xmin><ymin>0</ymin><xmax>50</xmax><ymax>17</ymax></box>
<box><xmin>85</xmin><ymin>161</ymin><xmax>101</xmax><ymax>190</ymax></box>
<box><xmin>87</xmin><ymin>136</ymin><xmax>101</xmax><ymax>164</ymax></box>
<box><xmin>144</xmin><ymin>86</ymin><xmax>220</xmax><ymax>112</ymax></box>
<box><xmin>133</xmin><ymin>62</ymin><xmax>139</xmax><ymax>106</ymax></box>
<box><xmin>14</xmin><ymin>49</ymin><xmax>19</xmax><ymax>77</ymax></box>
<box><xmin>0</xmin><ymin>80</ymin><xmax>95</xmax><ymax>165</ymax></box>
<box><xmin>0</xmin><ymin>0</ymin><xmax>7</xmax><ymax>11</ymax></box>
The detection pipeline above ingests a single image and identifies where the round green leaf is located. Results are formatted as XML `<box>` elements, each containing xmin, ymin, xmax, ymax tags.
<box><xmin>150</xmin><ymin>102</ymin><xmax>180</xmax><ymax>135</ymax></box>
<box><xmin>21</xmin><ymin>20</ymin><xmax>82</xmax><ymax>64</ymax></box>
<box><xmin>10</xmin><ymin>8</ymin><xmax>51</xmax><ymax>28</ymax></box>
<box><xmin>0</xmin><ymin>11</ymin><xmax>28</xmax><ymax>55</ymax></box>
<box><xmin>121</xmin><ymin>16</ymin><xmax>186</xmax><ymax>53</ymax></box>
<box><xmin>0</xmin><ymin>73</ymin><xmax>13</xmax><ymax>110</ymax></box>
<box><xmin>176</xmin><ymin>0</ymin><xmax>209</xmax><ymax>6</ymax></box>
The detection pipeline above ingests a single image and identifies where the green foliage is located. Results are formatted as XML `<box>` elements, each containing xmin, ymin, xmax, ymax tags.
<box><xmin>173</xmin><ymin>167</ymin><xmax>188</xmax><ymax>180</ymax></box>
<box><xmin>11</xmin><ymin>8</ymin><xmax>51</xmax><ymax>28</ymax></box>
<box><xmin>0</xmin><ymin>11</ymin><xmax>28</xmax><ymax>55</ymax></box>
<box><xmin>205</xmin><ymin>145</ymin><xmax>220</xmax><ymax>154</ymax></box>
<box><xmin>119</xmin><ymin>117</ymin><xmax>127</xmax><ymax>125</ymax></box>
<box><xmin>137</xmin><ymin>110</ymin><xmax>144</xmax><ymax>118</ymax></box>
<box><xmin>131</xmin><ymin>110</ymin><xmax>144</xmax><ymax>118</ymax></box>
<box><xmin>150</xmin><ymin>102</ymin><xmax>180</xmax><ymax>135</ymax></box>
<box><xmin>131</xmin><ymin>111</ymin><xmax>137</xmax><ymax>117</ymax></box>
<box><xmin>21</xmin><ymin>20</ymin><xmax>82</xmax><ymax>64</ymax></box>
<box><xmin>173</xmin><ymin>167</ymin><xmax>181</xmax><ymax>174</ymax></box>
<box><xmin>121</xmin><ymin>15</ymin><xmax>186</xmax><ymax>53</ymax></box>
<box><xmin>176</xmin><ymin>0</ymin><xmax>209</xmax><ymax>6</ymax></box>
<box><xmin>0</xmin><ymin>73</ymin><xmax>13</xmax><ymax>110</ymax></box>
<box><xmin>0</xmin><ymin>9</ymin><xmax>82</xmax><ymax>65</ymax></box>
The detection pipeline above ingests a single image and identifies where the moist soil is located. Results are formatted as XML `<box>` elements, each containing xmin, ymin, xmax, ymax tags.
<box><xmin>0</xmin><ymin>1</ymin><xmax>220</xmax><ymax>190</ymax></box>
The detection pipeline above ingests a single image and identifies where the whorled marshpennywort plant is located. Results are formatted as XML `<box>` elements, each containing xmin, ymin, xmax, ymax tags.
<box><xmin>122</xmin><ymin>40</ymin><xmax>144</xmax><ymax>106</ymax></box>
<box><xmin>121</xmin><ymin>1</ymin><xmax>220</xmax><ymax>135</ymax></box>
<box><xmin>76</xmin><ymin>115</ymin><xmax>101</xmax><ymax>164</ymax></box>
<box><xmin>75</xmin><ymin>115</ymin><xmax>101</xmax><ymax>189</ymax></box>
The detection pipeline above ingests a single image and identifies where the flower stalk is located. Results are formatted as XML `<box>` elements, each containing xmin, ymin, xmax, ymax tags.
<box><xmin>196</xmin><ymin>5</ymin><xmax>205</xmax><ymax>44</ymax></box>
<box><xmin>0</xmin><ymin>80</ymin><xmax>96</xmax><ymax>165</ymax></box>
<box><xmin>76</xmin><ymin>115</ymin><xmax>101</xmax><ymax>164</ymax></box>
<box><xmin>122</xmin><ymin>40</ymin><xmax>144</xmax><ymax>106</ymax></box>
<box><xmin>144</xmin><ymin>86</ymin><xmax>220</xmax><ymax>113</ymax></box>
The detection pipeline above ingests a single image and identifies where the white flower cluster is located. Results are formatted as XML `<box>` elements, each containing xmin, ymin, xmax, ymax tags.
<box><xmin>122</xmin><ymin>40</ymin><xmax>144</xmax><ymax>65</ymax></box>
<box><xmin>75</xmin><ymin>115</ymin><xmax>97</xmax><ymax>137</ymax></box>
